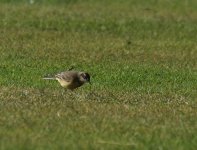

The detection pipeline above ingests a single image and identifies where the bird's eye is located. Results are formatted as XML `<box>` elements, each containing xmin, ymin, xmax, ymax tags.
<box><xmin>81</xmin><ymin>73</ymin><xmax>90</xmax><ymax>80</ymax></box>
<box><xmin>81</xmin><ymin>73</ymin><xmax>86</xmax><ymax>79</ymax></box>
<box><xmin>85</xmin><ymin>73</ymin><xmax>90</xmax><ymax>80</ymax></box>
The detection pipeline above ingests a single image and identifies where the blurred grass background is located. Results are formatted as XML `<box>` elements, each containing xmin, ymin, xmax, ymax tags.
<box><xmin>0</xmin><ymin>0</ymin><xmax>196</xmax><ymax>149</ymax></box>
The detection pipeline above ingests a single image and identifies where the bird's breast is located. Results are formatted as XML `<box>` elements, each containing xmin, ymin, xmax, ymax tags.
<box><xmin>56</xmin><ymin>78</ymin><xmax>70</xmax><ymax>88</ymax></box>
<box><xmin>56</xmin><ymin>78</ymin><xmax>84</xmax><ymax>90</ymax></box>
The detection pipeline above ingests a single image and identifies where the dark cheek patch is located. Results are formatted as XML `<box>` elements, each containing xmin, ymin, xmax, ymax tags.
<box><xmin>85</xmin><ymin>73</ymin><xmax>90</xmax><ymax>80</ymax></box>
<box><xmin>81</xmin><ymin>73</ymin><xmax>86</xmax><ymax>79</ymax></box>
<box><xmin>81</xmin><ymin>73</ymin><xmax>90</xmax><ymax>81</ymax></box>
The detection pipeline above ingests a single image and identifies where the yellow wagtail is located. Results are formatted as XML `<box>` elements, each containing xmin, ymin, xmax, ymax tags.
<box><xmin>43</xmin><ymin>70</ymin><xmax>91</xmax><ymax>90</ymax></box>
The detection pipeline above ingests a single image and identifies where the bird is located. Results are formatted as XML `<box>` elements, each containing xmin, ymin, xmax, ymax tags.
<box><xmin>43</xmin><ymin>70</ymin><xmax>91</xmax><ymax>90</ymax></box>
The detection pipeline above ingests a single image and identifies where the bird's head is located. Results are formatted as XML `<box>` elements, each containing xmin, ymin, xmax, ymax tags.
<box><xmin>79</xmin><ymin>72</ymin><xmax>91</xmax><ymax>84</ymax></box>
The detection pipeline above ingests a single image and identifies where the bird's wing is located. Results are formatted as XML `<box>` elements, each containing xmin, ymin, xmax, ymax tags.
<box><xmin>55</xmin><ymin>71</ymin><xmax>77</xmax><ymax>82</ymax></box>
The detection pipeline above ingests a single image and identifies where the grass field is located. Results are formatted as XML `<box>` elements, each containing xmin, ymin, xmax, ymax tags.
<box><xmin>0</xmin><ymin>0</ymin><xmax>197</xmax><ymax>149</ymax></box>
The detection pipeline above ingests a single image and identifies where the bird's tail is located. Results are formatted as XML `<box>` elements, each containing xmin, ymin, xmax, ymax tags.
<box><xmin>43</xmin><ymin>77</ymin><xmax>56</xmax><ymax>80</ymax></box>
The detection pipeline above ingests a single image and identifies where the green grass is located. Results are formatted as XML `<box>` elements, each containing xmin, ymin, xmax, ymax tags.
<box><xmin>0</xmin><ymin>0</ymin><xmax>197</xmax><ymax>149</ymax></box>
